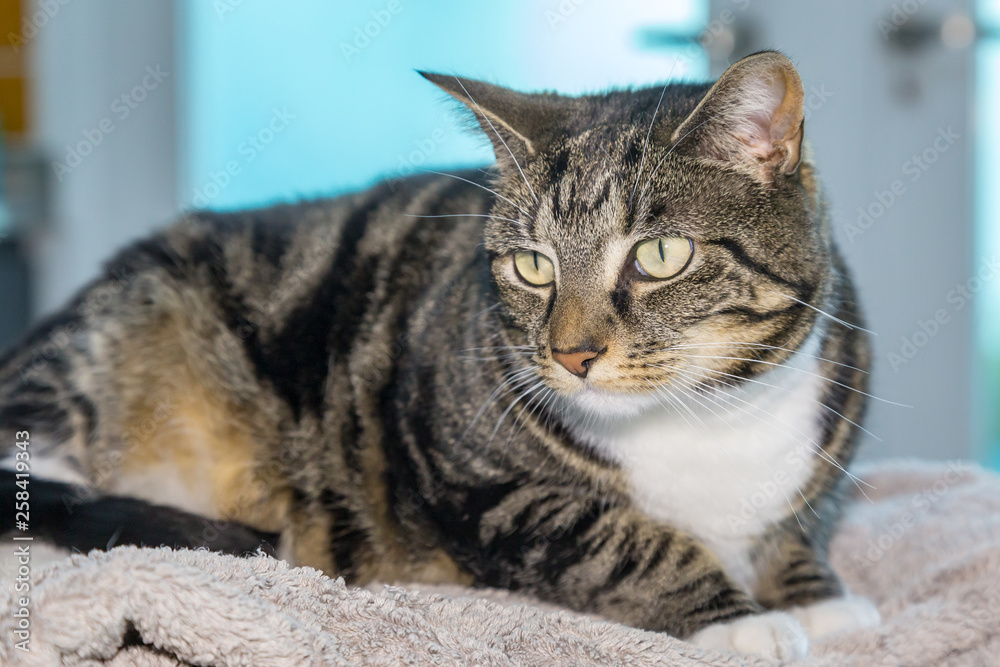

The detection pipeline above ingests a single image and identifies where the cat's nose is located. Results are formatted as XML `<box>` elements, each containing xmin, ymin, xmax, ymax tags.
<box><xmin>551</xmin><ymin>346</ymin><xmax>603</xmax><ymax>378</ymax></box>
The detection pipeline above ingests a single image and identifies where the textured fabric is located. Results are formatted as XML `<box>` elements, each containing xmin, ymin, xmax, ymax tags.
<box><xmin>1</xmin><ymin>459</ymin><xmax>998</xmax><ymax>666</ymax></box>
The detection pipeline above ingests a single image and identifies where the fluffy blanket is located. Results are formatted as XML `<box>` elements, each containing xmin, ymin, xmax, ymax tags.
<box><xmin>1</xmin><ymin>459</ymin><xmax>998</xmax><ymax>666</ymax></box>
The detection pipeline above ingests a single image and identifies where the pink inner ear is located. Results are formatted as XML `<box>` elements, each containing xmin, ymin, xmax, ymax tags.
<box><xmin>736</xmin><ymin>74</ymin><xmax>788</xmax><ymax>160</ymax></box>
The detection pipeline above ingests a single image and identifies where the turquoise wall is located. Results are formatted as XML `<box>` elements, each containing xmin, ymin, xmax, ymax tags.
<box><xmin>179</xmin><ymin>1</ymin><xmax>705</xmax><ymax>209</ymax></box>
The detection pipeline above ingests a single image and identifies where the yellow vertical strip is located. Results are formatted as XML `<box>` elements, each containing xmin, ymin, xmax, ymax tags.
<box><xmin>0</xmin><ymin>0</ymin><xmax>28</xmax><ymax>136</ymax></box>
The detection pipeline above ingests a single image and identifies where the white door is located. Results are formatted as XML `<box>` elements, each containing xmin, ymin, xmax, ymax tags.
<box><xmin>702</xmin><ymin>0</ymin><xmax>977</xmax><ymax>462</ymax></box>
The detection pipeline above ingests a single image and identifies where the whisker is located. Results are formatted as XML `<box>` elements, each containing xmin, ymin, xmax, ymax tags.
<box><xmin>507</xmin><ymin>386</ymin><xmax>556</xmax><ymax>445</ymax></box>
<box><xmin>663</xmin><ymin>364</ymin><xmax>873</xmax><ymax>496</ymax></box>
<box><xmin>774</xmin><ymin>292</ymin><xmax>878</xmax><ymax>336</ymax></box>
<box><xmin>403</xmin><ymin>213</ymin><xmax>525</xmax><ymax>225</ymax></box>
<box><xmin>655</xmin><ymin>379</ymin><xmax>711</xmax><ymax>435</ymax></box>
<box><xmin>656</xmin><ymin>377</ymin><xmax>734</xmax><ymax>466</ymax></box>
<box><xmin>459</xmin><ymin>351</ymin><xmax>536</xmax><ymax>362</ymax></box>
<box><xmin>419</xmin><ymin>169</ymin><xmax>531</xmax><ymax>216</ymax></box>
<box><xmin>490</xmin><ymin>380</ymin><xmax>548</xmax><ymax>441</ymax></box>
<box><xmin>665</xmin><ymin>341</ymin><xmax>868</xmax><ymax>375</ymax></box>
<box><xmin>646</xmin><ymin>380</ymin><xmax>700</xmax><ymax>435</ymax></box>
<box><xmin>630</xmin><ymin>61</ymin><xmax>677</xmax><ymax>209</ymax></box>
<box><xmin>471</xmin><ymin>302</ymin><xmax>504</xmax><ymax>319</ymax></box>
<box><xmin>598</xmin><ymin>146</ymin><xmax>628</xmax><ymax>180</ymax></box>
<box><xmin>674</xmin><ymin>362</ymin><xmax>883</xmax><ymax>443</ymax></box>
<box><xmin>676</xmin><ymin>354</ymin><xmax>910</xmax><ymax>408</ymax></box>
<box><xmin>639</xmin><ymin>114</ymin><xmax>717</xmax><ymax>203</ymax></box>
<box><xmin>453</xmin><ymin>76</ymin><xmax>538</xmax><ymax>202</ymax></box>
<box><xmin>464</xmin><ymin>367</ymin><xmax>538</xmax><ymax>436</ymax></box>
<box><xmin>669</xmin><ymin>373</ymin><xmax>811</xmax><ymax>525</ymax></box>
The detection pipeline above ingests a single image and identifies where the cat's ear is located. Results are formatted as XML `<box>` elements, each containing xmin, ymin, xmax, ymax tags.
<box><xmin>671</xmin><ymin>51</ymin><xmax>805</xmax><ymax>181</ymax></box>
<box><xmin>418</xmin><ymin>72</ymin><xmax>567</xmax><ymax>172</ymax></box>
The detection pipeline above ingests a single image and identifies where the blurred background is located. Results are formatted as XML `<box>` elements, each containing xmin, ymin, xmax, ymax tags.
<box><xmin>0</xmin><ymin>0</ymin><xmax>996</xmax><ymax>465</ymax></box>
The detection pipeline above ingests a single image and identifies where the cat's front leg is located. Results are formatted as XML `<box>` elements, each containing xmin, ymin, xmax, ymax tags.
<box><xmin>755</xmin><ymin>536</ymin><xmax>880</xmax><ymax>640</ymax></box>
<box><xmin>467</xmin><ymin>497</ymin><xmax>808</xmax><ymax>659</ymax></box>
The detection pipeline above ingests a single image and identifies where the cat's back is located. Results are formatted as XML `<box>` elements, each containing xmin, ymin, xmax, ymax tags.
<box><xmin>0</xmin><ymin>170</ymin><xmax>494</xmax><ymax>527</ymax></box>
<box><xmin>103</xmin><ymin>171</ymin><xmax>491</xmax><ymax>319</ymax></box>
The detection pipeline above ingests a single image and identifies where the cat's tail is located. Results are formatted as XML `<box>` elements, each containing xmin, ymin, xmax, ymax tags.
<box><xmin>0</xmin><ymin>469</ymin><xmax>279</xmax><ymax>556</ymax></box>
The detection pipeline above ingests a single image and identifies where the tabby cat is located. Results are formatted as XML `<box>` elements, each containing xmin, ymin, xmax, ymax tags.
<box><xmin>0</xmin><ymin>52</ymin><xmax>880</xmax><ymax>659</ymax></box>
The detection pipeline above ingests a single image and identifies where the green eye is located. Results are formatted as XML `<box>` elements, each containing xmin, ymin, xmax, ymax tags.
<box><xmin>513</xmin><ymin>250</ymin><xmax>555</xmax><ymax>286</ymax></box>
<box><xmin>634</xmin><ymin>237</ymin><xmax>693</xmax><ymax>279</ymax></box>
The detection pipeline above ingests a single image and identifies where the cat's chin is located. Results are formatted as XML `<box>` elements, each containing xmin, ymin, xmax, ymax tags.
<box><xmin>562</xmin><ymin>386</ymin><xmax>662</xmax><ymax>420</ymax></box>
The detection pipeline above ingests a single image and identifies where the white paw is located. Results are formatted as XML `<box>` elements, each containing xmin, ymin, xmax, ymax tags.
<box><xmin>688</xmin><ymin>611</ymin><xmax>808</xmax><ymax>661</ymax></box>
<box><xmin>790</xmin><ymin>595</ymin><xmax>880</xmax><ymax>639</ymax></box>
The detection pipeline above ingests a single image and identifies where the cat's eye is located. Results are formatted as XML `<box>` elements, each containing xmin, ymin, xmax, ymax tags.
<box><xmin>513</xmin><ymin>250</ymin><xmax>555</xmax><ymax>286</ymax></box>
<box><xmin>633</xmin><ymin>237</ymin><xmax>693</xmax><ymax>280</ymax></box>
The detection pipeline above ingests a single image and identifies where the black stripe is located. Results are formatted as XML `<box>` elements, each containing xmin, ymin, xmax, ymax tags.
<box><xmin>638</xmin><ymin>532</ymin><xmax>672</xmax><ymax>577</ymax></box>
<box><xmin>710</xmin><ymin>303</ymin><xmax>802</xmax><ymax>323</ymax></box>
<box><xmin>537</xmin><ymin>505</ymin><xmax>603</xmax><ymax>584</ymax></box>
<box><xmin>685</xmin><ymin>588</ymin><xmax>748</xmax><ymax>620</ymax></box>
<box><xmin>0</xmin><ymin>470</ymin><xmax>277</xmax><ymax>557</ymax></box>
<box><xmin>253</xmin><ymin>189</ymin><xmax>388</xmax><ymax>418</ymax></box>
<box><xmin>675</xmin><ymin>544</ymin><xmax>700</xmax><ymax>570</ymax></box>
<box><xmin>782</xmin><ymin>573</ymin><xmax>826</xmax><ymax>587</ymax></box>
<box><xmin>250</xmin><ymin>212</ymin><xmax>295</xmax><ymax>268</ymax></box>
<box><xmin>552</xmin><ymin>147</ymin><xmax>571</xmax><ymax>178</ymax></box>
<box><xmin>551</xmin><ymin>181</ymin><xmax>563</xmax><ymax>220</ymax></box>
<box><xmin>593</xmin><ymin>178</ymin><xmax>612</xmax><ymax>211</ymax></box>
<box><xmin>705</xmin><ymin>238</ymin><xmax>810</xmax><ymax>291</ymax></box>
<box><xmin>817</xmin><ymin>326</ymin><xmax>861</xmax><ymax>448</ymax></box>
<box><xmin>321</xmin><ymin>488</ymin><xmax>368</xmax><ymax>575</ymax></box>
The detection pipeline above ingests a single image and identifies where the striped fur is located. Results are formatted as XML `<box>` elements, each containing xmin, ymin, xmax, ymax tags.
<box><xmin>0</xmin><ymin>52</ymin><xmax>872</xmax><ymax>652</ymax></box>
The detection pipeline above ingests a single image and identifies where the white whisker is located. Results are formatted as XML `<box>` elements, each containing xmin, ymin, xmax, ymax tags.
<box><xmin>420</xmin><ymin>169</ymin><xmax>531</xmax><ymax>216</ymax></box>
<box><xmin>775</xmin><ymin>292</ymin><xmax>878</xmax><ymax>336</ymax></box>
<box><xmin>675</xmin><ymin>353</ymin><xmax>910</xmax><ymax>408</ymax></box>
<box><xmin>403</xmin><ymin>213</ymin><xmax>525</xmax><ymax>225</ymax></box>
<box><xmin>672</xmin><ymin>362</ymin><xmax>883</xmax><ymax>443</ymax></box>
<box><xmin>639</xmin><ymin>114</ymin><xmax>717</xmax><ymax>203</ymax></box>
<box><xmin>490</xmin><ymin>380</ymin><xmax>548</xmax><ymax>442</ymax></box>
<box><xmin>630</xmin><ymin>60</ymin><xmax>677</xmax><ymax>208</ymax></box>
<box><xmin>660</xmin><ymin>363</ymin><xmax>873</xmax><ymax>497</ymax></box>
<box><xmin>453</xmin><ymin>76</ymin><xmax>538</xmax><ymax>202</ymax></box>
<box><xmin>669</xmin><ymin>373</ymin><xmax>811</xmax><ymax>527</ymax></box>
<box><xmin>665</xmin><ymin>341</ymin><xmax>868</xmax><ymax>375</ymax></box>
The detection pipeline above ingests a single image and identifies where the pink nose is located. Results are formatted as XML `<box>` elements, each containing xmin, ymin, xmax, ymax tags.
<box><xmin>551</xmin><ymin>348</ymin><xmax>602</xmax><ymax>378</ymax></box>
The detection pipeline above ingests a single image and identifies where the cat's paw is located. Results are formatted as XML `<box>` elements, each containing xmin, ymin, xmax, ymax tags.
<box><xmin>688</xmin><ymin>611</ymin><xmax>808</xmax><ymax>660</ymax></box>
<box><xmin>790</xmin><ymin>595</ymin><xmax>880</xmax><ymax>639</ymax></box>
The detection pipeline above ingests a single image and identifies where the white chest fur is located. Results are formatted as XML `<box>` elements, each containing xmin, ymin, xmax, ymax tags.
<box><xmin>564</xmin><ymin>333</ymin><xmax>827</xmax><ymax>591</ymax></box>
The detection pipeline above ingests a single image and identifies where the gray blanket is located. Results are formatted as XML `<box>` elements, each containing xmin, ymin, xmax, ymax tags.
<box><xmin>1</xmin><ymin>459</ymin><xmax>998</xmax><ymax>666</ymax></box>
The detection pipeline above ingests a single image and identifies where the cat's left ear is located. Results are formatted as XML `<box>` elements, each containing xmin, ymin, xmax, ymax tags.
<box><xmin>418</xmin><ymin>72</ymin><xmax>568</xmax><ymax>172</ymax></box>
<box><xmin>671</xmin><ymin>51</ymin><xmax>805</xmax><ymax>181</ymax></box>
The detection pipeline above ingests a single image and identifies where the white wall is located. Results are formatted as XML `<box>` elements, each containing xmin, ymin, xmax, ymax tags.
<box><xmin>28</xmin><ymin>0</ymin><xmax>178</xmax><ymax>315</ymax></box>
<box><xmin>710</xmin><ymin>0</ymin><xmax>977</xmax><ymax>461</ymax></box>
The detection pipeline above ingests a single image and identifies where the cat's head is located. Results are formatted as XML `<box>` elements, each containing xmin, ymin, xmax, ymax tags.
<box><xmin>423</xmin><ymin>52</ymin><xmax>834</xmax><ymax>417</ymax></box>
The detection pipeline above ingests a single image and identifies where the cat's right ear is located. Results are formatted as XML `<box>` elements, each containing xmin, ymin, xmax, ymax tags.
<box><xmin>418</xmin><ymin>72</ymin><xmax>568</xmax><ymax>173</ymax></box>
<box><xmin>670</xmin><ymin>51</ymin><xmax>805</xmax><ymax>182</ymax></box>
